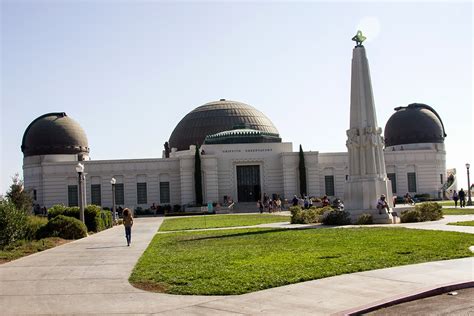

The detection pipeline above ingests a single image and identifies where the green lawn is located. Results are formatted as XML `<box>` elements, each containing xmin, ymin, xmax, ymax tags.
<box><xmin>0</xmin><ymin>238</ymin><xmax>68</xmax><ymax>263</ymax></box>
<box><xmin>130</xmin><ymin>227</ymin><xmax>474</xmax><ymax>295</ymax></box>
<box><xmin>159</xmin><ymin>214</ymin><xmax>291</xmax><ymax>231</ymax></box>
<box><xmin>442</xmin><ymin>208</ymin><xmax>474</xmax><ymax>215</ymax></box>
<box><xmin>447</xmin><ymin>221</ymin><xmax>474</xmax><ymax>227</ymax></box>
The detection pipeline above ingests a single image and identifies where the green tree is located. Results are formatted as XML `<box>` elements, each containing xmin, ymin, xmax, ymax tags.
<box><xmin>0</xmin><ymin>200</ymin><xmax>28</xmax><ymax>248</ymax></box>
<box><xmin>6</xmin><ymin>174</ymin><xmax>32</xmax><ymax>213</ymax></box>
<box><xmin>299</xmin><ymin>145</ymin><xmax>307</xmax><ymax>197</ymax></box>
<box><xmin>194</xmin><ymin>146</ymin><xmax>203</xmax><ymax>206</ymax></box>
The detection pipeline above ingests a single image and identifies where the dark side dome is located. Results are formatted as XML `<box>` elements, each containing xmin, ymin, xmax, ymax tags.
<box><xmin>21</xmin><ymin>112</ymin><xmax>90</xmax><ymax>157</ymax></box>
<box><xmin>384</xmin><ymin>103</ymin><xmax>446</xmax><ymax>147</ymax></box>
<box><xmin>169</xmin><ymin>99</ymin><xmax>280</xmax><ymax>151</ymax></box>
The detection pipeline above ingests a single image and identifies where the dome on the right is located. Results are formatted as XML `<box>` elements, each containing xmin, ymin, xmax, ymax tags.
<box><xmin>384</xmin><ymin>103</ymin><xmax>447</xmax><ymax>147</ymax></box>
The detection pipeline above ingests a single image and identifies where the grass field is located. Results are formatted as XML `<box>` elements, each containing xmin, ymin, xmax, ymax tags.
<box><xmin>159</xmin><ymin>214</ymin><xmax>291</xmax><ymax>231</ymax></box>
<box><xmin>447</xmin><ymin>221</ymin><xmax>474</xmax><ymax>227</ymax></box>
<box><xmin>130</xmin><ymin>227</ymin><xmax>474</xmax><ymax>295</ymax></box>
<box><xmin>442</xmin><ymin>208</ymin><xmax>474</xmax><ymax>215</ymax></box>
<box><xmin>0</xmin><ymin>238</ymin><xmax>68</xmax><ymax>263</ymax></box>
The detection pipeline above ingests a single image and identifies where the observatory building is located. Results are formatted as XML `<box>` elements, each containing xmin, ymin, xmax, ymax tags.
<box><xmin>22</xmin><ymin>39</ymin><xmax>448</xmax><ymax>211</ymax></box>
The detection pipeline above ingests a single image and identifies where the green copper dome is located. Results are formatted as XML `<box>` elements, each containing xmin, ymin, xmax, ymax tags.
<box><xmin>204</xmin><ymin>125</ymin><xmax>281</xmax><ymax>145</ymax></box>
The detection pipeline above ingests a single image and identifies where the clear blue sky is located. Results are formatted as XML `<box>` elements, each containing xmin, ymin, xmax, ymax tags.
<box><xmin>1</xmin><ymin>1</ymin><xmax>472</xmax><ymax>194</ymax></box>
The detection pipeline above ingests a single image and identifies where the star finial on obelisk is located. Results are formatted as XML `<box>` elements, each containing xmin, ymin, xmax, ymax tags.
<box><xmin>352</xmin><ymin>30</ymin><xmax>366</xmax><ymax>47</ymax></box>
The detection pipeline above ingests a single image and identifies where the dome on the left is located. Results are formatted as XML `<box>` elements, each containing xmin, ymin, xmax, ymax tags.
<box><xmin>21</xmin><ymin>112</ymin><xmax>89</xmax><ymax>157</ymax></box>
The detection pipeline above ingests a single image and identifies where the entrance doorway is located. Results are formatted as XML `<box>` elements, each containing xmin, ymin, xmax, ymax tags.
<box><xmin>236</xmin><ymin>165</ymin><xmax>261</xmax><ymax>202</ymax></box>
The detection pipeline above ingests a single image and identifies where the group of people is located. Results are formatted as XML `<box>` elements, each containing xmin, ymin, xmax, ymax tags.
<box><xmin>258</xmin><ymin>193</ymin><xmax>282</xmax><ymax>213</ymax></box>
<box><xmin>290</xmin><ymin>195</ymin><xmax>341</xmax><ymax>209</ymax></box>
<box><xmin>452</xmin><ymin>189</ymin><xmax>467</xmax><ymax>208</ymax></box>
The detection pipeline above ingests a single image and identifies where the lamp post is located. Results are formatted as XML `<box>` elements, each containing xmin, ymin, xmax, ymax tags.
<box><xmin>111</xmin><ymin>177</ymin><xmax>116</xmax><ymax>223</ymax></box>
<box><xmin>466</xmin><ymin>163</ymin><xmax>472</xmax><ymax>206</ymax></box>
<box><xmin>75</xmin><ymin>163</ymin><xmax>85</xmax><ymax>223</ymax></box>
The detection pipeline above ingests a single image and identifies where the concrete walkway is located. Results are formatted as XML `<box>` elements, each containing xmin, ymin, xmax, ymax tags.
<box><xmin>1</xmin><ymin>216</ymin><xmax>473</xmax><ymax>315</ymax></box>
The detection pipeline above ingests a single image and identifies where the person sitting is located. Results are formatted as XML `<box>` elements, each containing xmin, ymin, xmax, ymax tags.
<box><xmin>322</xmin><ymin>195</ymin><xmax>330</xmax><ymax>207</ymax></box>
<box><xmin>377</xmin><ymin>194</ymin><xmax>390</xmax><ymax>214</ymax></box>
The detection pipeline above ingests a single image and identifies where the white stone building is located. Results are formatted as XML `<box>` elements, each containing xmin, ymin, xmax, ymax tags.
<box><xmin>22</xmin><ymin>99</ymin><xmax>448</xmax><ymax>210</ymax></box>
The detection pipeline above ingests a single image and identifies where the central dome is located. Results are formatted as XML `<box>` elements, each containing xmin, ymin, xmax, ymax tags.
<box><xmin>169</xmin><ymin>99</ymin><xmax>280</xmax><ymax>151</ymax></box>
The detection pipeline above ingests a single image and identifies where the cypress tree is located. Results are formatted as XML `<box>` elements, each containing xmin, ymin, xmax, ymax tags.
<box><xmin>194</xmin><ymin>146</ymin><xmax>203</xmax><ymax>206</ymax></box>
<box><xmin>299</xmin><ymin>144</ymin><xmax>307</xmax><ymax>197</ymax></box>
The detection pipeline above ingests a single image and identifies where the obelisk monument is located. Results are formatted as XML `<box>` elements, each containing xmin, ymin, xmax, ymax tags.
<box><xmin>344</xmin><ymin>31</ymin><xmax>394</xmax><ymax>223</ymax></box>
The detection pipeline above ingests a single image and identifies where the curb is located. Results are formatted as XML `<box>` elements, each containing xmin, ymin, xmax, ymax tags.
<box><xmin>334</xmin><ymin>280</ymin><xmax>474</xmax><ymax>315</ymax></box>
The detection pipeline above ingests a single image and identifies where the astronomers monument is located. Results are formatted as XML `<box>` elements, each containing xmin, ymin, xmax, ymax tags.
<box><xmin>344</xmin><ymin>31</ymin><xmax>395</xmax><ymax>223</ymax></box>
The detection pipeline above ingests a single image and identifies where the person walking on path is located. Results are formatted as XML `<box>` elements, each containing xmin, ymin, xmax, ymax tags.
<box><xmin>458</xmin><ymin>189</ymin><xmax>466</xmax><ymax>208</ymax></box>
<box><xmin>123</xmin><ymin>208</ymin><xmax>133</xmax><ymax>246</ymax></box>
<box><xmin>452</xmin><ymin>190</ymin><xmax>459</xmax><ymax>208</ymax></box>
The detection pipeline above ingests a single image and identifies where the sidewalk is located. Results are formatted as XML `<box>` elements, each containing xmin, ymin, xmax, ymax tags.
<box><xmin>1</xmin><ymin>217</ymin><xmax>473</xmax><ymax>315</ymax></box>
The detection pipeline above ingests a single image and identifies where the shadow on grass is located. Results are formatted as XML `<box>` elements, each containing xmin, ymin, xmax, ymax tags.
<box><xmin>179</xmin><ymin>228</ymin><xmax>304</xmax><ymax>242</ymax></box>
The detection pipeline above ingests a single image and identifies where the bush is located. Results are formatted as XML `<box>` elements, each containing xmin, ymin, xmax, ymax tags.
<box><xmin>48</xmin><ymin>204</ymin><xmax>110</xmax><ymax>232</ymax></box>
<box><xmin>101</xmin><ymin>210</ymin><xmax>113</xmax><ymax>228</ymax></box>
<box><xmin>400</xmin><ymin>202</ymin><xmax>443</xmax><ymax>223</ymax></box>
<box><xmin>38</xmin><ymin>215</ymin><xmax>87</xmax><ymax>240</ymax></box>
<box><xmin>0</xmin><ymin>201</ymin><xmax>28</xmax><ymax>248</ymax></box>
<box><xmin>173</xmin><ymin>204</ymin><xmax>182</xmax><ymax>212</ymax></box>
<box><xmin>290</xmin><ymin>206</ymin><xmax>328</xmax><ymax>224</ymax></box>
<box><xmin>322</xmin><ymin>210</ymin><xmax>351</xmax><ymax>226</ymax></box>
<box><xmin>400</xmin><ymin>209</ymin><xmax>421</xmax><ymax>223</ymax></box>
<box><xmin>417</xmin><ymin>202</ymin><xmax>443</xmax><ymax>221</ymax></box>
<box><xmin>24</xmin><ymin>216</ymin><xmax>48</xmax><ymax>240</ymax></box>
<box><xmin>356</xmin><ymin>213</ymin><xmax>373</xmax><ymax>225</ymax></box>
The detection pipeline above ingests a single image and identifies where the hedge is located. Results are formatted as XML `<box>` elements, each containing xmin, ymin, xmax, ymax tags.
<box><xmin>401</xmin><ymin>202</ymin><xmax>443</xmax><ymax>223</ymax></box>
<box><xmin>38</xmin><ymin>215</ymin><xmax>87</xmax><ymax>239</ymax></box>
<box><xmin>47</xmin><ymin>204</ymin><xmax>112</xmax><ymax>232</ymax></box>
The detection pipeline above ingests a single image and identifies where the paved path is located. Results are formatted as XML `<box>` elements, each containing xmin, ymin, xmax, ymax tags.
<box><xmin>1</xmin><ymin>216</ymin><xmax>473</xmax><ymax>315</ymax></box>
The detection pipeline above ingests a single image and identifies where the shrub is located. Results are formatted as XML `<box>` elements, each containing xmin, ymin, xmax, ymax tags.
<box><xmin>173</xmin><ymin>204</ymin><xmax>182</xmax><ymax>212</ymax></box>
<box><xmin>38</xmin><ymin>215</ymin><xmax>87</xmax><ymax>240</ymax></box>
<box><xmin>0</xmin><ymin>200</ymin><xmax>28</xmax><ymax>248</ymax></box>
<box><xmin>417</xmin><ymin>202</ymin><xmax>443</xmax><ymax>221</ymax></box>
<box><xmin>356</xmin><ymin>213</ymin><xmax>373</xmax><ymax>225</ymax></box>
<box><xmin>48</xmin><ymin>204</ymin><xmax>109</xmax><ymax>232</ymax></box>
<box><xmin>400</xmin><ymin>209</ymin><xmax>421</xmax><ymax>223</ymax></box>
<box><xmin>101</xmin><ymin>210</ymin><xmax>113</xmax><ymax>228</ymax></box>
<box><xmin>400</xmin><ymin>202</ymin><xmax>443</xmax><ymax>223</ymax></box>
<box><xmin>290</xmin><ymin>206</ymin><xmax>327</xmax><ymax>224</ymax></box>
<box><xmin>322</xmin><ymin>210</ymin><xmax>351</xmax><ymax>225</ymax></box>
<box><xmin>24</xmin><ymin>216</ymin><xmax>48</xmax><ymax>240</ymax></box>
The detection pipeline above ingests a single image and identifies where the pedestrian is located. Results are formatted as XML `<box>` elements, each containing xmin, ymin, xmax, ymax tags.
<box><xmin>123</xmin><ymin>208</ymin><xmax>133</xmax><ymax>246</ymax></box>
<box><xmin>458</xmin><ymin>188</ymin><xmax>466</xmax><ymax>208</ymax></box>
<box><xmin>452</xmin><ymin>190</ymin><xmax>459</xmax><ymax>208</ymax></box>
<box><xmin>377</xmin><ymin>194</ymin><xmax>390</xmax><ymax>214</ymax></box>
<box><xmin>257</xmin><ymin>200</ymin><xmax>264</xmax><ymax>213</ymax></box>
<box><xmin>292</xmin><ymin>195</ymin><xmax>298</xmax><ymax>206</ymax></box>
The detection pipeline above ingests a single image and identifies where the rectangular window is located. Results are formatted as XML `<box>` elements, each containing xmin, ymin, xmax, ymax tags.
<box><xmin>137</xmin><ymin>182</ymin><xmax>147</xmax><ymax>204</ymax></box>
<box><xmin>387</xmin><ymin>173</ymin><xmax>397</xmax><ymax>193</ymax></box>
<box><xmin>407</xmin><ymin>172</ymin><xmax>417</xmax><ymax>192</ymax></box>
<box><xmin>91</xmin><ymin>184</ymin><xmax>101</xmax><ymax>206</ymax></box>
<box><xmin>68</xmin><ymin>185</ymin><xmax>78</xmax><ymax>207</ymax></box>
<box><xmin>160</xmin><ymin>181</ymin><xmax>170</xmax><ymax>204</ymax></box>
<box><xmin>440</xmin><ymin>174</ymin><xmax>443</xmax><ymax>184</ymax></box>
<box><xmin>115</xmin><ymin>183</ymin><xmax>124</xmax><ymax>205</ymax></box>
<box><xmin>324</xmin><ymin>176</ymin><xmax>335</xmax><ymax>196</ymax></box>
